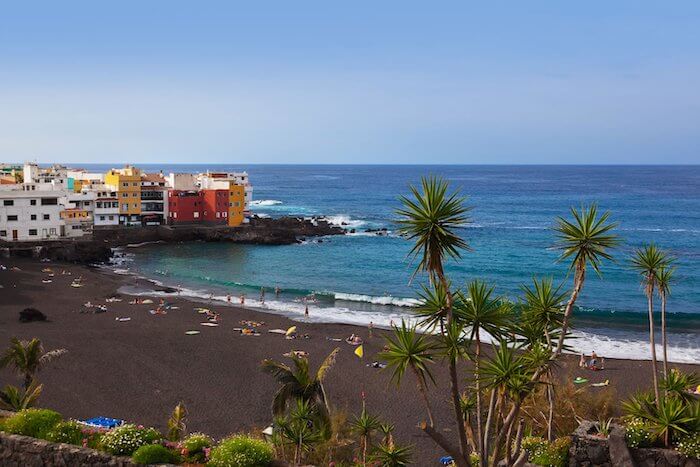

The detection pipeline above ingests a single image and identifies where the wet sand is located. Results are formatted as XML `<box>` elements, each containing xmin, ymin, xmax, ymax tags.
<box><xmin>1</xmin><ymin>258</ymin><xmax>697</xmax><ymax>465</ymax></box>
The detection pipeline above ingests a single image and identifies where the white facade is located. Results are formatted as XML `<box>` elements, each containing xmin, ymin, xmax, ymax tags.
<box><xmin>166</xmin><ymin>173</ymin><xmax>197</xmax><ymax>191</ymax></box>
<box><xmin>87</xmin><ymin>185</ymin><xmax>120</xmax><ymax>226</ymax></box>
<box><xmin>0</xmin><ymin>184</ymin><xmax>73</xmax><ymax>241</ymax></box>
<box><xmin>23</xmin><ymin>163</ymin><xmax>69</xmax><ymax>187</ymax></box>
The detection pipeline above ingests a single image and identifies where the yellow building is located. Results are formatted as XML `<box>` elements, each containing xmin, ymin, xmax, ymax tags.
<box><xmin>228</xmin><ymin>183</ymin><xmax>246</xmax><ymax>226</ymax></box>
<box><xmin>105</xmin><ymin>166</ymin><xmax>142</xmax><ymax>225</ymax></box>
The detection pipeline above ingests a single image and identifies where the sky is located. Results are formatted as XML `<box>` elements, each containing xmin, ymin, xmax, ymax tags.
<box><xmin>1</xmin><ymin>1</ymin><xmax>699</xmax><ymax>165</ymax></box>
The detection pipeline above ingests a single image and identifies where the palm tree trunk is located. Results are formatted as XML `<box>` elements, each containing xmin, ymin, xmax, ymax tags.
<box><xmin>661</xmin><ymin>293</ymin><xmax>669</xmax><ymax>379</ymax></box>
<box><xmin>465</xmin><ymin>414</ymin><xmax>478</xmax><ymax>452</ymax></box>
<box><xmin>555</xmin><ymin>264</ymin><xmax>585</xmax><ymax>356</ymax></box>
<box><xmin>413</xmin><ymin>366</ymin><xmax>435</xmax><ymax>426</ymax></box>
<box><xmin>481</xmin><ymin>390</ymin><xmax>499</xmax><ymax>467</ymax></box>
<box><xmin>546</xmin><ymin>382</ymin><xmax>554</xmax><ymax>442</ymax></box>
<box><xmin>24</xmin><ymin>373</ymin><xmax>32</xmax><ymax>391</ymax></box>
<box><xmin>474</xmin><ymin>336</ymin><xmax>484</xmax><ymax>464</ymax></box>
<box><xmin>647</xmin><ymin>288</ymin><xmax>660</xmax><ymax>405</ymax></box>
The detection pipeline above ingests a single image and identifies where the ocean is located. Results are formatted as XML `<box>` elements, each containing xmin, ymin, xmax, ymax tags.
<box><xmin>84</xmin><ymin>164</ymin><xmax>699</xmax><ymax>363</ymax></box>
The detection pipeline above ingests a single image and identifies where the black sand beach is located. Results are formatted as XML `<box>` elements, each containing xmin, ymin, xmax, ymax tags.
<box><xmin>1</xmin><ymin>258</ymin><xmax>697</xmax><ymax>465</ymax></box>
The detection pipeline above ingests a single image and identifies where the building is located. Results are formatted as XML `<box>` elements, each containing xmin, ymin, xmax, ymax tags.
<box><xmin>105</xmin><ymin>166</ymin><xmax>142</xmax><ymax>226</ymax></box>
<box><xmin>140</xmin><ymin>173</ymin><xmax>168</xmax><ymax>225</ymax></box>
<box><xmin>61</xmin><ymin>191</ymin><xmax>96</xmax><ymax>236</ymax></box>
<box><xmin>0</xmin><ymin>183</ymin><xmax>78</xmax><ymax>241</ymax></box>
<box><xmin>167</xmin><ymin>189</ymin><xmax>230</xmax><ymax>225</ymax></box>
<box><xmin>23</xmin><ymin>163</ymin><xmax>69</xmax><ymax>187</ymax></box>
<box><xmin>89</xmin><ymin>185</ymin><xmax>120</xmax><ymax>227</ymax></box>
<box><xmin>67</xmin><ymin>170</ymin><xmax>105</xmax><ymax>193</ymax></box>
<box><xmin>166</xmin><ymin>173</ymin><xmax>197</xmax><ymax>191</ymax></box>
<box><xmin>197</xmin><ymin>171</ymin><xmax>252</xmax><ymax>215</ymax></box>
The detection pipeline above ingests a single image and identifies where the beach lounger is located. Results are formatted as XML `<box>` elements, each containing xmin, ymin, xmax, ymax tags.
<box><xmin>81</xmin><ymin>417</ymin><xmax>124</xmax><ymax>429</ymax></box>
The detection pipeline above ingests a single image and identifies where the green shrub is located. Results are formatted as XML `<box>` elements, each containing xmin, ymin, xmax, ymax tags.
<box><xmin>521</xmin><ymin>436</ymin><xmax>570</xmax><ymax>467</ymax></box>
<box><xmin>676</xmin><ymin>432</ymin><xmax>700</xmax><ymax>459</ymax></box>
<box><xmin>100</xmin><ymin>424</ymin><xmax>162</xmax><ymax>456</ymax></box>
<box><xmin>46</xmin><ymin>420</ymin><xmax>85</xmax><ymax>445</ymax></box>
<box><xmin>1</xmin><ymin>408</ymin><xmax>62</xmax><ymax>439</ymax></box>
<box><xmin>131</xmin><ymin>444</ymin><xmax>179</xmax><ymax>465</ymax></box>
<box><xmin>625</xmin><ymin>418</ymin><xmax>654</xmax><ymax>448</ymax></box>
<box><xmin>181</xmin><ymin>432</ymin><xmax>213</xmax><ymax>463</ymax></box>
<box><xmin>208</xmin><ymin>434</ymin><xmax>273</xmax><ymax>467</ymax></box>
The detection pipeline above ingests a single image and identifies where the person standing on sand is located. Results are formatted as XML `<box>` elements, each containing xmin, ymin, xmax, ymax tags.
<box><xmin>226</xmin><ymin>294</ymin><xmax>231</xmax><ymax>303</ymax></box>
<box><xmin>304</xmin><ymin>300</ymin><xmax>309</xmax><ymax>318</ymax></box>
<box><xmin>368</xmin><ymin>321</ymin><xmax>374</xmax><ymax>338</ymax></box>
<box><xmin>240</xmin><ymin>294</ymin><xmax>245</xmax><ymax>305</ymax></box>
<box><xmin>177</xmin><ymin>285</ymin><xmax>181</xmax><ymax>296</ymax></box>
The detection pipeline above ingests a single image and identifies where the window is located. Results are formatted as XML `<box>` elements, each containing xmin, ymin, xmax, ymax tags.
<box><xmin>122</xmin><ymin>193</ymin><xmax>128</xmax><ymax>198</ymax></box>
<box><xmin>28</xmin><ymin>229</ymin><xmax>37</xmax><ymax>236</ymax></box>
<box><xmin>41</xmin><ymin>198</ymin><xmax>58</xmax><ymax>205</ymax></box>
<box><xmin>216</xmin><ymin>212</ymin><xmax>220</xmax><ymax>218</ymax></box>
<box><xmin>108</xmin><ymin>215</ymin><xmax>114</xmax><ymax>220</ymax></box>
<box><xmin>99</xmin><ymin>216</ymin><xmax>105</xmax><ymax>221</ymax></box>
<box><xmin>3</xmin><ymin>200</ymin><xmax>13</xmax><ymax>206</ymax></box>
<box><xmin>72</xmin><ymin>225</ymin><xmax>82</xmax><ymax>230</ymax></box>
<box><xmin>49</xmin><ymin>228</ymin><xmax>56</xmax><ymax>235</ymax></box>
<box><xmin>132</xmin><ymin>193</ymin><xmax>138</xmax><ymax>197</ymax></box>
<box><xmin>31</xmin><ymin>214</ymin><xmax>37</xmax><ymax>220</ymax></box>
<box><xmin>7</xmin><ymin>215</ymin><xmax>18</xmax><ymax>221</ymax></box>
<box><xmin>122</xmin><ymin>182</ymin><xmax>129</xmax><ymax>187</ymax></box>
<box><xmin>43</xmin><ymin>214</ymin><xmax>50</xmax><ymax>220</ymax></box>
<box><xmin>0</xmin><ymin>231</ymin><xmax>6</xmax><ymax>236</ymax></box>
<box><xmin>122</xmin><ymin>204</ymin><xmax>129</xmax><ymax>210</ymax></box>
<box><xmin>96</xmin><ymin>202</ymin><xmax>102</xmax><ymax>208</ymax></box>
<box><xmin>30</xmin><ymin>199</ymin><xmax>37</xmax><ymax>206</ymax></box>
<box><xmin>133</xmin><ymin>203</ymin><xmax>138</xmax><ymax>208</ymax></box>
<box><xmin>194</xmin><ymin>212</ymin><xmax>199</xmax><ymax>218</ymax></box>
<box><xmin>84</xmin><ymin>201</ymin><xmax>91</xmax><ymax>206</ymax></box>
<box><xmin>132</xmin><ymin>182</ymin><xmax>138</xmax><ymax>187</ymax></box>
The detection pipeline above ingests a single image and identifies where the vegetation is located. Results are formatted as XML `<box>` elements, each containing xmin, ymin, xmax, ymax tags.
<box><xmin>180</xmin><ymin>432</ymin><xmax>214</xmax><ymax>463</ymax></box>
<box><xmin>167</xmin><ymin>401</ymin><xmax>187</xmax><ymax>442</ymax></box>
<box><xmin>0</xmin><ymin>380</ymin><xmax>43</xmax><ymax>411</ymax></box>
<box><xmin>0</xmin><ymin>337</ymin><xmax>67</xmax><ymax>390</ymax></box>
<box><xmin>99</xmin><ymin>424</ymin><xmax>162</xmax><ymax>456</ymax></box>
<box><xmin>46</xmin><ymin>420</ymin><xmax>87</xmax><ymax>445</ymax></box>
<box><xmin>208</xmin><ymin>434</ymin><xmax>274</xmax><ymax>467</ymax></box>
<box><xmin>131</xmin><ymin>443</ymin><xmax>180</xmax><ymax>465</ymax></box>
<box><xmin>519</xmin><ymin>436</ymin><xmax>571</xmax><ymax>467</ymax></box>
<box><xmin>1</xmin><ymin>408</ymin><xmax>62</xmax><ymax>439</ymax></box>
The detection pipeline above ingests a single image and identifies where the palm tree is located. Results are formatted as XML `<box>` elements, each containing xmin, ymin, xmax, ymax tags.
<box><xmin>261</xmin><ymin>347</ymin><xmax>339</xmax><ymax>428</ymax></box>
<box><xmin>381</xmin><ymin>321</ymin><xmax>436</xmax><ymax>426</ymax></box>
<box><xmin>456</xmin><ymin>279</ymin><xmax>511</xmax><ymax>460</ymax></box>
<box><xmin>372</xmin><ymin>442</ymin><xmax>413</xmax><ymax>467</ymax></box>
<box><xmin>276</xmin><ymin>399</ymin><xmax>325</xmax><ymax>465</ymax></box>
<box><xmin>552</xmin><ymin>204</ymin><xmax>619</xmax><ymax>356</ymax></box>
<box><xmin>631</xmin><ymin>244</ymin><xmax>672</xmax><ymax>404</ymax></box>
<box><xmin>379</xmin><ymin>423</ymin><xmax>395</xmax><ymax>448</ymax></box>
<box><xmin>0</xmin><ymin>338</ymin><xmax>67</xmax><ymax>390</ymax></box>
<box><xmin>656</xmin><ymin>266</ymin><xmax>675</xmax><ymax>378</ymax></box>
<box><xmin>0</xmin><ymin>381</ymin><xmax>43</xmax><ymax>411</ymax></box>
<box><xmin>521</xmin><ymin>277</ymin><xmax>567</xmax><ymax>351</ymax></box>
<box><xmin>396</xmin><ymin>175</ymin><xmax>471</xmax><ymax>463</ymax></box>
<box><xmin>350</xmin><ymin>408</ymin><xmax>382</xmax><ymax>466</ymax></box>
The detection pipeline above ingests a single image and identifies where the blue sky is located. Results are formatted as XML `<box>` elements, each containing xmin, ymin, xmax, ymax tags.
<box><xmin>1</xmin><ymin>1</ymin><xmax>699</xmax><ymax>164</ymax></box>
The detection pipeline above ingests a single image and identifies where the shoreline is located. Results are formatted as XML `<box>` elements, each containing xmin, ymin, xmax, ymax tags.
<box><xmin>110</xmin><ymin>251</ymin><xmax>700</xmax><ymax>365</ymax></box>
<box><xmin>1</xmin><ymin>258</ymin><xmax>698</xmax><ymax>465</ymax></box>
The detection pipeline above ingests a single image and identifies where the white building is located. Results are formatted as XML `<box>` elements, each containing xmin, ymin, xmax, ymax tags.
<box><xmin>166</xmin><ymin>173</ymin><xmax>197</xmax><ymax>191</ymax></box>
<box><xmin>0</xmin><ymin>183</ymin><xmax>77</xmax><ymax>241</ymax></box>
<box><xmin>23</xmin><ymin>163</ymin><xmax>69</xmax><ymax>187</ymax></box>
<box><xmin>140</xmin><ymin>173</ymin><xmax>169</xmax><ymax>225</ymax></box>
<box><xmin>87</xmin><ymin>185</ymin><xmax>120</xmax><ymax>227</ymax></box>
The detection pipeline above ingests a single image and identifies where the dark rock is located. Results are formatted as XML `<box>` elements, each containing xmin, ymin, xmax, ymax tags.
<box><xmin>19</xmin><ymin>308</ymin><xmax>47</xmax><ymax>322</ymax></box>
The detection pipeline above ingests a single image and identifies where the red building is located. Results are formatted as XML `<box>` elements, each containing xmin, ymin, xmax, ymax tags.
<box><xmin>167</xmin><ymin>189</ymin><xmax>229</xmax><ymax>225</ymax></box>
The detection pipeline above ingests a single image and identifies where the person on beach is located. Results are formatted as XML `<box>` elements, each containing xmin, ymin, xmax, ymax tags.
<box><xmin>240</xmin><ymin>294</ymin><xmax>245</xmax><ymax>305</ymax></box>
<box><xmin>177</xmin><ymin>285</ymin><xmax>181</xmax><ymax>296</ymax></box>
<box><xmin>368</xmin><ymin>321</ymin><xmax>374</xmax><ymax>338</ymax></box>
<box><xmin>275</xmin><ymin>286</ymin><xmax>280</xmax><ymax>297</ymax></box>
<box><xmin>226</xmin><ymin>294</ymin><xmax>231</xmax><ymax>303</ymax></box>
<box><xmin>260</xmin><ymin>287</ymin><xmax>265</xmax><ymax>304</ymax></box>
<box><xmin>579</xmin><ymin>353</ymin><xmax>586</xmax><ymax>368</ymax></box>
<box><xmin>304</xmin><ymin>302</ymin><xmax>309</xmax><ymax>318</ymax></box>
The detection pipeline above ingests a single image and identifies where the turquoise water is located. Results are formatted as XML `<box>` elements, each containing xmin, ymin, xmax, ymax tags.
<box><xmin>91</xmin><ymin>164</ymin><xmax>700</xmax><ymax>362</ymax></box>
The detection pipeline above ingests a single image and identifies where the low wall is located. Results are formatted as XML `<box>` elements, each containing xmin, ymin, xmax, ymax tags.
<box><xmin>0</xmin><ymin>432</ymin><xmax>144</xmax><ymax>466</ymax></box>
<box><xmin>569</xmin><ymin>421</ymin><xmax>698</xmax><ymax>467</ymax></box>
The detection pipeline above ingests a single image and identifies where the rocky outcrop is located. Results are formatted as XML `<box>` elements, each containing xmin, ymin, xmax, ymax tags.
<box><xmin>569</xmin><ymin>421</ymin><xmax>698</xmax><ymax>467</ymax></box>
<box><xmin>0</xmin><ymin>216</ymin><xmax>345</xmax><ymax>263</ymax></box>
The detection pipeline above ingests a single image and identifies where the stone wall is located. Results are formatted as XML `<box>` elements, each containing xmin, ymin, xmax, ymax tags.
<box><xmin>568</xmin><ymin>421</ymin><xmax>698</xmax><ymax>467</ymax></box>
<box><xmin>0</xmin><ymin>431</ymin><xmax>141</xmax><ymax>466</ymax></box>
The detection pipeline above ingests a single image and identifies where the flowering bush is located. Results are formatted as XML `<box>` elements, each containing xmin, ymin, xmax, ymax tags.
<box><xmin>208</xmin><ymin>434</ymin><xmax>273</xmax><ymax>467</ymax></box>
<box><xmin>1</xmin><ymin>408</ymin><xmax>62</xmax><ymax>439</ymax></box>
<box><xmin>46</xmin><ymin>420</ymin><xmax>85</xmax><ymax>445</ymax></box>
<box><xmin>100</xmin><ymin>424</ymin><xmax>162</xmax><ymax>456</ymax></box>
<box><xmin>520</xmin><ymin>436</ymin><xmax>570</xmax><ymax>467</ymax></box>
<box><xmin>180</xmin><ymin>432</ymin><xmax>214</xmax><ymax>463</ymax></box>
<box><xmin>624</xmin><ymin>418</ymin><xmax>654</xmax><ymax>448</ymax></box>
<box><xmin>676</xmin><ymin>432</ymin><xmax>700</xmax><ymax>459</ymax></box>
<box><xmin>131</xmin><ymin>444</ymin><xmax>180</xmax><ymax>465</ymax></box>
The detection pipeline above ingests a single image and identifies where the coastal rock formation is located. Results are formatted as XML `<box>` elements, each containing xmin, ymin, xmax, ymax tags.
<box><xmin>0</xmin><ymin>216</ymin><xmax>345</xmax><ymax>263</ymax></box>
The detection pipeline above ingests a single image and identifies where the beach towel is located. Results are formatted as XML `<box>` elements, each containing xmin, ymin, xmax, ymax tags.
<box><xmin>142</xmin><ymin>299</ymin><xmax>154</xmax><ymax>304</ymax></box>
<box><xmin>200</xmin><ymin>322</ymin><xmax>219</xmax><ymax>327</ymax></box>
<box><xmin>115</xmin><ymin>317</ymin><xmax>131</xmax><ymax>322</ymax></box>
<box><xmin>269</xmin><ymin>329</ymin><xmax>287</xmax><ymax>335</ymax></box>
<box><xmin>42</xmin><ymin>279</ymin><xmax>52</xmax><ymax>283</ymax></box>
<box><xmin>574</xmin><ymin>377</ymin><xmax>589</xmax><ymax>384</ymax></box>
<box><xmin>591</xmin><ymin>380</ymin><xmax>609</xmax><ymax>387</ymax></box>
<box><xmin>185</xmin><ymin>330</ymin><xmax>200</xmax><ymax>335</ymax></box>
